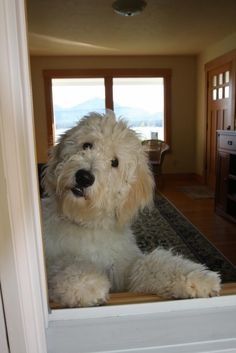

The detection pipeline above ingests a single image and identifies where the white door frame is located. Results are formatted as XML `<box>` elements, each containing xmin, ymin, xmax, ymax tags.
<box><xmin>0</xmin><ymin>285</ymin><xmax>9</xmax><ymax>353</ymax></box>
<box><xmin>0</xmin><ymin>0</ymin><xmax>47</xmax><ymax>352</ymax></box>
<box><xmin>0</xmin><ymin>1</ymin><xmax>236</xmax><ymax>353</ymax></box>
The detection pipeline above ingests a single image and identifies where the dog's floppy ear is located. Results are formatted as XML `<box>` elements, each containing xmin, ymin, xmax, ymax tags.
<box><xmin>116</xmin><ymin>160</ymin><xmax>155</xmax><ymax>226</ymax></box>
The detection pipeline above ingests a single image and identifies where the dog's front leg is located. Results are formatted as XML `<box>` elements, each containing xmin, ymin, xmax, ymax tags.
<box><xmin>127</xmin><ymin>248</ymin><xmax>221</xmax><ymax>299</ymax></box>
<box><xmin>47</xmin><ymin>257</ymin><xmax>111</xmax><ymax>307</ymax></box>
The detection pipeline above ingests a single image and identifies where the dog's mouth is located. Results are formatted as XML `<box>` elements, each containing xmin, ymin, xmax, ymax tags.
<box><xmin>71</xmin><ymin>186</ymin><xmax>86</xmax><ymax>197</ymax></box>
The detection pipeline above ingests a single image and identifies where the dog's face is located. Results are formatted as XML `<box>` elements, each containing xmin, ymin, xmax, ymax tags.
<box><xmin>44</xmin><ymin>112</ymin><xmax>154</xmax><ymax>228</ymax></box>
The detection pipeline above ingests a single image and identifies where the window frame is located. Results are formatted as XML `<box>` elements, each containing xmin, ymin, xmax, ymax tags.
<box><xmin>43</xmin><ymin>68</ymin><xmax>171</xmax><ymax>147</ymax></box>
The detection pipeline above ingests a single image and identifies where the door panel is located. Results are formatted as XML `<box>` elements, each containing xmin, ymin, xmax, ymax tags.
<box><xmin>215</xmin><ymin>151</ymin><xmax>229</xmax><ymax>211</ymax></box>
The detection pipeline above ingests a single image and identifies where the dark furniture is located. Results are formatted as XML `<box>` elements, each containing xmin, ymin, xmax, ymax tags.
<box><xmin>215</xmin><ymin>130</ymin><xmax>236</xmax><ymax>223</ymax></box>
<box><xmin>142</xmin><ymin>139</ymin><xmax>169</xmax><ymax>188</ymax></box>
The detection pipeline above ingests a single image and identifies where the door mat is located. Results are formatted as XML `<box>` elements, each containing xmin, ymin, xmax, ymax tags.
<box><xmin>177</xmin><ymin>185</ymin><xmax>215</xmax><ymax>199</ymax></box>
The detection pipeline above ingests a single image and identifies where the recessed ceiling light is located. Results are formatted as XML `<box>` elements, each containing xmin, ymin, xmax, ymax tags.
<box><xmin>112</xmin><ymin>0</ymin><xmax>147</xmax><ymax>17</ymax></box>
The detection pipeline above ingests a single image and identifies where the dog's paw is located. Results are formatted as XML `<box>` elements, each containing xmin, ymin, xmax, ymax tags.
<box><xmin>174</xmin><ymin>269</ymin><xmax>221</xmax><ymax>299</ymax></box>
<box><xmin>70</xmin><ymin>272</ymin><xmax>111</xmax><ymax>307</ymax></box>
<box><xmin>49</xmin><ymin>267</ymin><xmax>111</xmax><ymax>307</ymax></box>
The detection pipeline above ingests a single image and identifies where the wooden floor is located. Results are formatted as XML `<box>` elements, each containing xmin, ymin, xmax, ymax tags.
<box><xmin>159</xmin><ymin>176</ymin><xmax>236</xmax><ymax>266</ymax></box>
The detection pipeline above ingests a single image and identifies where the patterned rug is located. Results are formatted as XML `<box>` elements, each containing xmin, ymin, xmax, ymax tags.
<box><xmin>132</xmin><ymin>194</ymin><xmax>236</xmax><ymax>283</ymax></box>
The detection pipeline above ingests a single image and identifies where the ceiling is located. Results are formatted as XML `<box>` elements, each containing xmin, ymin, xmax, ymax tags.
<box><xmin>27</xmin><ymin>0</ymin><xmax>236</xmax><ymax>56</ymax></box>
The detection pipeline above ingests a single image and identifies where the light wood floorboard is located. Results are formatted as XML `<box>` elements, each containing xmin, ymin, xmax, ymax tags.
<box><xmin>50</xmin><ymin>283</ymin><xmax>236</xmax><ymax>308</ymax></box>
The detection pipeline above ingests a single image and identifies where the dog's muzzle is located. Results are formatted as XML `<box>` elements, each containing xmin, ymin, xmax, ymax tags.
<box><xmin>71</xmin><ymin>169</ymin><xmax>95</xmax><ymax>197</ymax></box>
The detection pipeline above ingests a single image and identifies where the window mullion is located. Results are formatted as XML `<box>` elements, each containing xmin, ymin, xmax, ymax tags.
<box><xmin>164</xmin><ymin>75</ymin><xmax>171</xmax><ymax>146</ymax></box>
<box><xmin>105</xmin><ymin>76</ymin><xmax>113</xmax><ymax>111</ymax></box>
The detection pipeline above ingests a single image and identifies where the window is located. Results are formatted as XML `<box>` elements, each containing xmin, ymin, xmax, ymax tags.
<box><xmin>44</xmin><ymin>69</ymin><xmax>171</xmax><ymax>146</ymax></box>
<box><xmin>211</xmin><ymin>70</ymin><xmax>230</xmax><ymax>101</ymax></box>
<box><xmin>113</xmin><ymin>77</ymin><xmax>164</xmax><ymax>140</ymax></box>
<box><xmin>52</xmin><ymin>78</ymin><xmax>106</xmax><ymax>141</ymax></box>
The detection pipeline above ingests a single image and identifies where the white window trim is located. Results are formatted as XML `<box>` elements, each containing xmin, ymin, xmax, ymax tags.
<box><xmin>0</xmin><ymin>1</ymin><xmax>236</xmax><ymax>352</ymax></box>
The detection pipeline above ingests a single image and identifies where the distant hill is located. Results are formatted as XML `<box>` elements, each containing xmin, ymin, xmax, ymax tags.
<box><xmin>54</xmin><ymin>98</ymin><xmax>163</xmax><ymax>129</ymax></box>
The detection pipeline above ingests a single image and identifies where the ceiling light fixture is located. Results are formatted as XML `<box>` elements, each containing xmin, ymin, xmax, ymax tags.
<box><xmin>112</xmin><ymin>0</ymin><xmax>147</xmax><ymax>17</ymax></box>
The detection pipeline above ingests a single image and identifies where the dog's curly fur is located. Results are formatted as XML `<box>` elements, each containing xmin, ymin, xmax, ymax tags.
<box><xmin>42</xmin><ymin>111</ymin><xmax>221</xmax><ymax>307</ymax></box>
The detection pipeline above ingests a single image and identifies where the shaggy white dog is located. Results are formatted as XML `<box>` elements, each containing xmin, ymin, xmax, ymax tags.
<box><xmin>42</xmin><ymin>111</ymin><xmax>221</xmax><ymax>307</ymax></box>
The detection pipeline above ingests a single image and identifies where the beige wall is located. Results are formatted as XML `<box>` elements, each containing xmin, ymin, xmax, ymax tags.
<box><xmin>196</xmin><ymin>32</ymin><xmax>236</xmax><ymax>176</ymax></box>
<box><xmin>30</xmin><ymin>55</ymin><xmax>197</xmax><ymax>173</ymax></box>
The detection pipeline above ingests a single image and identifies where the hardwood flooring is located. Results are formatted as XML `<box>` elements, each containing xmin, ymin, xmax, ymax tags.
<box><xmin>159</xmin><ymin>177</ymin><xmax>236</xmax><ymax>266</ymax></box>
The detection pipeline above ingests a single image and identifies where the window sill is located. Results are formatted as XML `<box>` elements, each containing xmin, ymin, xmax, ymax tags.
<box><xmin>47</xmin><ymin>293</ymin><xmax>236</xmax><ymax>353</ymax></box>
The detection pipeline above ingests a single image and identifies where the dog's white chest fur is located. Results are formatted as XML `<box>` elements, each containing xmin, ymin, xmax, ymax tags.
<box><xmin>42</xmin><ymin>198</ymin><xmax>141</xmax><ymax>291</ymax></box>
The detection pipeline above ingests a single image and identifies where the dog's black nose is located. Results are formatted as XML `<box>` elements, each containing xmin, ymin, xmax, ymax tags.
<box><xmin>75</xmin><ymin>169</ymin><xmax>95</xmax><ymax>188</ymax></box>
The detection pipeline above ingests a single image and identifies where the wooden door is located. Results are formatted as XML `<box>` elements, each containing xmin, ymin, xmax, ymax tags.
<box><xmin>206</xmin><ymin>63</ymin><xmax>233</xmax><ymax>190</ymax></box>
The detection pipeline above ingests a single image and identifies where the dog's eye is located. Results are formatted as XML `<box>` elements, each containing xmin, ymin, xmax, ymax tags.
<box><xmin>83</xmin><ymin>142</ymin><xmax>93</xmax><ymax>150</ymax></box>
<box><xmin>111</xmin><ymin>158</ymin><xmax>119</xmax><ymax>168</ymax></box>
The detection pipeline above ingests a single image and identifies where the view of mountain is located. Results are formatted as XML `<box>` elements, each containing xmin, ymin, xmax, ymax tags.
<box><xmin>54</xmin><ymin>98</ymin><xmax>163</xmax><ymax>129</ymax></box>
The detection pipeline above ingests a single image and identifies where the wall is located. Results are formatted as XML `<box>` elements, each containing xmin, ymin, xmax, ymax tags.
<box><xmin>196</xmin><ymin>32</ymin><xmax>236</xmax><ymax>176</ymax></box>
<box><xmin>30</xmin><ymin>55</ymin><xmax>197</xmax><ymax>174</ymax></box>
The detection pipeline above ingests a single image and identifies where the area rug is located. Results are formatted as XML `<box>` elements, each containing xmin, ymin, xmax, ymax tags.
<box><xmin>132</xmin><ymin>194</ymin><xmax>236</xmax><ymax>283</ymax></box>
<box><xmin>178</xmin><ymin>185</ymin><xmax>214</xmax><ymax>199</ymax></box>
